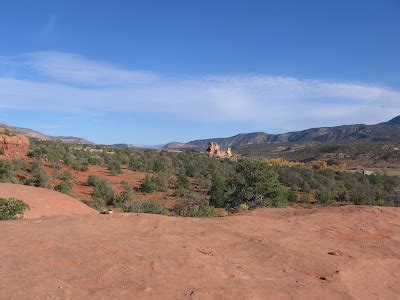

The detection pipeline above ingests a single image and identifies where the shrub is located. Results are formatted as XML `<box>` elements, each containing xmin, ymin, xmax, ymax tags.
<box><xmin>90</xmin><ymin>197</ymin><xmax>106</xmax><ymax>211</ymax></box>
<box><xmin>72</xmin><ymin>162</ymin><xmax>89</xmax><ymax>172</ymax></box>
<box><xmin>91</xmin><ymin>179</ymin><xmax>115</xmax><ymax>206</ymax></box>
<box><xmin>139</xmin><ymin>176</ymin><xmax>157</xmax><ymax>193</ymax></box>
<box><xmin>123</xmin><ymin>198</ymin><xmax>171</xmax><ymax>215</ymax></box>
<box><xmin>198</xmin><ymin>176</ymin><xmax>212</xmax><ymax>191</ymax></box>
<box><xmin>153</xmin><ymin>160</ymin><xmax>165</xmax><ymax>172</ymax></box>
<box><xmin>129</xmin><ymin>158</ymin><xmax>144</xmax><ymax>171</ymax></box>
<box><xmin>176</xmin><ymin>171</ymin><xmax>190</xmax><ymax>190</ymax></box>
<box><xmin>338</xmin><ymin>190</ymin><xmax>350</xmax><ymax>202</ymax></box>
<box><xmin>11</xmin><ymin>159</ymin><xmax>27</xmax><ymax>172</ymax></box>
<box><xmin>209</xmin><ymin>171</ymin><xmax>227</xmax><ymax>208</ymax></box>
<box><xmin>3</xmin><ymin>129</ymin><xmax>16</xmax><ymax>137</ymax></box>
<box><xmin>0</xmin><ymin>148</ymin><xmax>4</xmax><ymax>156</ymax></box>
<box><xmin>114</xmin><ymin>185</ymin><xmax>135</xmax><ymax>207</ymax></box>
<box><xmin>87</xmin><ymin>175</ymin><xmax>102</xmax><ymax>186</ymax></box>
<box><xmin>174</xmin><ymin>193</ymin><xmax>216</xmax><ymax>217</ymax></box>
<box><xmin>317</xmin><ymin>188</ymin><xmax>333</xmax><ymax>205</ymax></box>
<box><xmin>287</xmin><ymin>190</ymin><xmax>298</xmax><ymax>203</ymax></box>
<box><xmin>88</xmin><ymin>155</ymin><xmax>104</xmax><ymax>165</ymax></box>
<box><xmin>55</xmin><ymin>181</ymin><xmax>73</xmax><ymax>196</ymax></box>
<box><xmin>108</xmin><ymin>159</ymin><xmax>122</xmax><ymax>175</ymax></box>
<box><xmin>300</xmin><ymin>193</ymin><xmax>310</xmax><ymax>203</ymax></box>
<box><xmin>175</xmin><ymin>186</ymin><xmax>189</xmax><ymax>197</ymax></box>
<box><xmin>311</xmin><ymin>160</ymin><xmax>328</xmax><ymax>170</ymax></box>
<box><xmin>57</xmin><ymin>171</ymin><xmax>73</xmax><ymax>181</ymax></box>
<box><xmin>0</xmin><ymin>160</ymin><xmax>14</xmax><ymax>182</ymax></box>
<box><xmin>225</xmin><ymin>159</ymin><xmax>283</xmax><ymax>209</ymax></box>
<box><xmin>63</xmin><ymin>153</ymin><xmax>76</xmax><ymax>166</ymax></box>
<box><xmin>261</xmin><ymin>193</ymin><xmax>288</xmax><ymax>208</ymax></box>
<box><xmin>27</xmin><ymin>162</ymin><xmax>50</xmax><ymax>188</ymax></box>
<box><xmin>151</xmin><ymin>173</ymin><xmax>169</xmax><ymax>192</ymax></box>
<box><xmin>0</xmin><ymin>198</ymin><xmax>29</xmax><ymax>220</ymax></box>
<box><xmin>272</xmin><ymin>192</ymin><xmax>288</xmax><ymax>208</ymax></box>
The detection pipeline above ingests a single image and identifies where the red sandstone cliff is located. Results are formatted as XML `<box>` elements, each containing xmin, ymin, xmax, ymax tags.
<box><xmin>0</xmin><ymin>128</ymin><xmax>29</xmax><ymax>158</ymax></box>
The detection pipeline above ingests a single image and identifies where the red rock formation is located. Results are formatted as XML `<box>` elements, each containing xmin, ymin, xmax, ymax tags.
<box><xmin>207</xmin><ymin>142</ymin><xmax>233</xmax><ymax>158</ymax></box>
<box><xmin>0</xmin><ymin>128</ymin><xmax>30</xmax><ymax>159</ymax></box>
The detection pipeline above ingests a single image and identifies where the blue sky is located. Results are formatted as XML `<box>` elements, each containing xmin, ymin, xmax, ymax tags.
<box><xmin>1</xmin><ymin>0</ymin><xmax>400</xmax><ymax>144</ymax></box>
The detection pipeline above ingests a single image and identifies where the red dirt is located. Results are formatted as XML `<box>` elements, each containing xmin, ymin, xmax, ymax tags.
<box><xmin>0</xmin><ymin>183</ymin><xmax>96</xmax><ymax>219</ymax></box>
<box><xmin>1</xmin><ymin>205</ymin><xmax>400</xmax><ymax>298</ymax></box>
<box><xmin>43</xmin><ymin>165</ymin><xmax>179</xmax><ymax>207</ymax></box>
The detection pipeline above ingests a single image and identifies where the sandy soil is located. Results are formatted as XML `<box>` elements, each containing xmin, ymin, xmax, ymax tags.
<box><xmin>1</xmin><ymin>205</ymin><xmax>400</xmax><ymax>299</ymax></box>
<box><xmin>0</xmin><ymin>183</ymin><xmax>96</xmax><ymax>219</ymax></box>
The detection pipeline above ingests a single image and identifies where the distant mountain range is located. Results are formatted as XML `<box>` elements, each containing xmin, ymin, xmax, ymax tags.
<box><xmin>109</xmin><ymin>143</ymin><xmax>165</xmax><ymax>149</ymax></box>
<box><xmin>3</xmin><ymin>115</ymin><xmax>400</xmax><ymax>149</ymax></box>
<box><xmin>0</xmin><ymin>123</ymin><xmax>93</xmax><ymax>145</ymax></box>
<box><xmin>163</xmin><ymin>115</ymin><xmax>400</xmax><ymax>151</ymax></box>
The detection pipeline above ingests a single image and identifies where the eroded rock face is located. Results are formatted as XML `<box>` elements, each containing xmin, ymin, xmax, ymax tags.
<box><xmin>0</xmin><ymin>128</ymin><xmax>30</xmax><ymax>159</ymax></box>
<box><xmin>207</xmin><ymin>142</ymin><xmax>233</xmax><ymax>158</ymax></box>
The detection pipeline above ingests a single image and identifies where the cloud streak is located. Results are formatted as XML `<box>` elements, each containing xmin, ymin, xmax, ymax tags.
<box><xmin>1</xmin><ymin>51</ymin><xmax>399</xmax><ymax>132</ymax></box>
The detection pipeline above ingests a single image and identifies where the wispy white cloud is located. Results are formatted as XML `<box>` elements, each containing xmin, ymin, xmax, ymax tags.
<box><xmin>21</xmin><ymin>51</ymin><xmax>156</xmax><ymax>86</ymax></box>
<box><xmin>0</xmin><ymin>51</ymin><xmax>399</xmax><ymax>132</ymax></box>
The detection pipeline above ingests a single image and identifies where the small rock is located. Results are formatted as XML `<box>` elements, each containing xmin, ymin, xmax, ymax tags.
<box><xmin>100</xmin><ymin>208</ymin><xmax>113</xmax><ymax>214</ymax></box>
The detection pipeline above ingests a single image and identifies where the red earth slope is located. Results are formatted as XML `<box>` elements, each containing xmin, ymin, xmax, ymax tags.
<box><xmin>0</xmin><ymin>183</ymin><xmax>96</xmax><ymax>219</ymax></box>
<box><xmin>1</xmin><ymin>205</ymin><xmax>400</xmax><ymax>298</ymax></box>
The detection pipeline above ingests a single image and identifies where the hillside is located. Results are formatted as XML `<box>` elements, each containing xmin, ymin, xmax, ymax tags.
<box><xmin>164</xmin><ymin>115</ymin><xmax>400</xmax><ymax>151</ymax></box>
<box><xmin>0</xmin><ymin>123</ymin><xmax>93</xmax><ymax>144</ymax></box>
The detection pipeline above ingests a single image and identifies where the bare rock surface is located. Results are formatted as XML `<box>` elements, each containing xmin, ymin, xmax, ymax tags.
<box><xmin>1</xmin><ymin>205</ymin><xmax>400</xmax><ymax>299</ymax></box>
<box><xmin>0</xmin><ymin>183</ymin><xmax>96</xmax><ymax>219</ymax></box>
<box><xmin>0</xmin><ymin>128</ymin><xmax>30</xmax><ymax>158</ymax></box>
<box><xmin>207</xmin><ymin>142</ymin><xmax>233</xmax><ymax>158</ymax></box>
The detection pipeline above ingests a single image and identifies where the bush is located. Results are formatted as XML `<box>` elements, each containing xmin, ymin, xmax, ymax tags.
<box><xmin>3</xmin><ymin>129</ymin><xmax>16</xmax><ymax>137</ymax></box>
<box><xmin>57</xmin><ymin>171</ymin><xmax>73</xmax><ymax>181</ymax></box>
<box><xmin>91</xmin><ymin>179</ymin><xmax>115</xmax><ymax>206</ymax></box>
<box><xmin>90</xmin><ymin>197</ymin><xmax>106</xmax><ymax>211</ymax></box>
<box><xmin>123</xmin><ymin>198</ymin><xmax>171</xmax><ymax>215</ymax></box>
<box><xmin>88</xmin><ymin>155</ymin><xmax>104</xmax><ymax>166</ymax></box>
<box><xmin>209</xmin><ymin>171</ymin><xmax>227</xmax><ymax>208</ymax></box>
<box><xmin>287</xmin><ymin>190</ymin><xmax>298</xmax><ymax>203</ymax></box>
<box><xmin>225</xmin><ymin>160</ymin><xmax>283</xmax><ymax>209</ymax></box>
<box><xmin>114</xmin><ymin>185</ymin><xmax>135</xmax><ymax>207</ymax></box>
<box><xmin>272</xmin><ymin>192</ymin><xmax>288</xmax><ymax>208</ymax></box>
<box><xmin>176</xmin><ymin>171</ymin><xmax>190</xmax><ymax>190</ymax></box>
<box><xmin>27</xmin><ymin>162</ymin><xmax>50</xmax><ymax>188</ymax></box>
<box><xmin>0</xmin><ymin>198</ymin><xmax>29</xmax><ymax>220</ymax></box>
<box><xmin>11</xmin><ymin>159</ymin><xmax>27</xmax><ymax>172</ymax></box>
<box><xmin>87</xmin><ymin>175</ymin><xmax>102</xmax><ymax>186</ymax></box>
<box><xmin>0</xmin><ymin>148</ymin><xmax>4</xmax><ymax>156</ymax></box>
<box><xmin>72</xmin><ymin>162</ymin><xmax>89</xmax><ymax>172</ymax></box>
<box><xmin>317</xmin><ymin>188</ymin><xmax>333</xmax><ymax>205</ymax></box>
<box><xmin>198</xmin><ymin>176</ymin><xmax>212</xmax><ymax>191</ymax></box>
<box><xmin>153</xmin><ymin>160</ymin><xmax>165</xmax><ymax>172</ymax></box>
<box><xmin>174</xmin><ymin>193</ymin><xmax>217</xmax><ymax>217</ymax></box>
<box><xmin>0</xmin><ymin>160</ymin><xmax>14</xmax><ymax>182</ymax></box>
<box><xmin>55</xmin><ymin>181</ymin><xmax>73</xmax><ymax>196</ymax></box>
<box><xmin>151</xmin><ymin>173</ymin><xmax>169</xmax><ymax>192</ymax></box>
<box><xmin>108</xmin><ymin>159</ymin><xmax>122</xmax><ymax>175</ymax></box>
<box><xmin>139</xmin><ymin>176</ymin><xmax>157</xmax><ymax>193</ymax></box>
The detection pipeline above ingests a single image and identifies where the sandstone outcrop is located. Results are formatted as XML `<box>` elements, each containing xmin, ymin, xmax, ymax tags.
<box><xmin>207</xmin><ymin>142</ymin><xmax>233</xmax><ymax>158</ymax></box>
<box><xmin>0</xmin><ymin>128</ymin><xmax>30</xmax><ymax>158</ymax></box>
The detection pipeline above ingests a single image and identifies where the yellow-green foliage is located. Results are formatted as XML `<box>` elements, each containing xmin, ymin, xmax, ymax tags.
<box><xmin>267</xmin><ymin>158</ymin><xmax>305</xmax><ymax>168</ymax></box>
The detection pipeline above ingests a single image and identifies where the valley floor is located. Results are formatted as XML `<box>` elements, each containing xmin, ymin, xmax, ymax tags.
<box><xmin>1</xmin><ymin>206</ymin><xmax>400</xmax><ymax>299</ymax></box>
